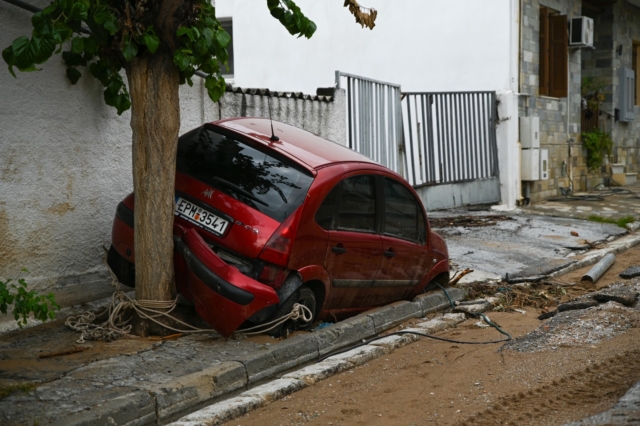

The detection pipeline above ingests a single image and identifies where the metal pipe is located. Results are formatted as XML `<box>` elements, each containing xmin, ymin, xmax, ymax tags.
<box><xmin>582</xmin><ymin>253</ymin><xmax>616</xmax><ymax>284</ymax></box>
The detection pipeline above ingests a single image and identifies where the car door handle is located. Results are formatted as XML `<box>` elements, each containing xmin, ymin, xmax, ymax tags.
<box><xmin>384</xmin><ymin>249</ymin><xmax>396</xmax><ymax>258</ymax></box>
<box><xmin>331</xmin><ymin>246</ymin><xmax>347</xmax><ymax>254</ymax></box>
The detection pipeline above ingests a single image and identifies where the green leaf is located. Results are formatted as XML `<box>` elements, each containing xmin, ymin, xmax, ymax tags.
<box><xmin>42</xmin><ymin>3</ymin><xmax>57</xmax><ymax>15</ymax></box>
<box><xmin>69</xmin><ymin>1</ymin><xmax>89</xmax><ymax>21</ymax></box>
<box><xmin>177</xmin><ymin>27</ymin><xmax>190</xmax><ymax>37</ymax></box>
<box><xmin>66</xmin><ymin>67</ymin><xmax>81</xmax><ymax>84</ymax></box>
<box><xmin>122</xmin><ymin>40</ymin><xmax>138</xmax><ymax>62</ymax></box>
<box><xmin>83</xmin><ymin>36</ymin><xmax>98</xmax><ymax>54</ymax></box>
<box><xmin>216</xmin><ymin>29</ymin><xmax>231</xmax><ymax>48</ymax></box>
<box><xmin>32</xmin><ymin>12</ymin><xmax>53</xmax><ymax>35</ymax></box>
<box><xmin>71</xmin><ymin>37</ymin><xmax>84</xmax><ymax>54</ymax></box>
<box><xmin>143</xmin><ymin>33</ymin><xmax>159</xmax><ymax>54</ymax></box>
<box><xmin>93</xmin><ymin>6</ymin><xmax>110</xmax><ymax>24</ymax></box>
<box><xmin>11</xmin><ymin>37</ymin><xmax>30</xmax><ymax>60</ymax></box>
<box><xmin>103</xmin><ymin>17</ymin><xmax>118</xmax><ymax>35</ymax></box>
<box><xmin>2</xmin><ymin>46</ymin><xmax>16</xmax><ymax>77</ymax></box>
<box><xmin>34</xmin><ymin>35</ymin><xmax>56</xmax><ymax>64</ymax></box>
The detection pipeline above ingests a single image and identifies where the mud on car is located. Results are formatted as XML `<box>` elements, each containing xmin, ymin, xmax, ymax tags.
<box><xmin>107</xmin><ymin>118</ymin><xmax>449</xmax><ymax>337</ymax></box>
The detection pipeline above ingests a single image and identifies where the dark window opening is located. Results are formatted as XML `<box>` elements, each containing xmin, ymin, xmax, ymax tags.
<box><xmin>315</xmin><ymin>185</ymin><xmax>341</xmax><ymax>231</ymax></box>
<box><xmin>336</xmin><ymin>175</ymin><xmax>376</xmax><ymax>233</ymax></box>
<box><xmin>382</xmin><ymin>178</ymin><xmax>426</xmax><ymax>244</ymax></box>
<box><xmin>177</xmin><ymin>126</ymin><xmax>313</xmax><ymax>222</ymax></box>
<box><xmin>539</xmin><ymin>6</ymin><xmax>568</xmax><ymax>97</ymax></box>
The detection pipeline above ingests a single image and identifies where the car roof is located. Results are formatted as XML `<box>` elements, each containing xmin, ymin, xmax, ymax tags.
<box><xmin>213</xmin><ymin>117</ymin><xmax>378</xmax><ymax>170</ymax></box>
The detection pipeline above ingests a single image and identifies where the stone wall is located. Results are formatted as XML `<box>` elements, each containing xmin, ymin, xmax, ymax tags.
<box><xmin>520</xmin><ymin>0</ymin><xmax>584</xmax><ymax>201</ymax></box>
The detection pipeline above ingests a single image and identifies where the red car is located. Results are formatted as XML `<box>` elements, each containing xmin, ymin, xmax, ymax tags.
<box><xmin>107</xmin><ymin>118</ymin><xmax>449</xmax><ymax>337</ymax></box>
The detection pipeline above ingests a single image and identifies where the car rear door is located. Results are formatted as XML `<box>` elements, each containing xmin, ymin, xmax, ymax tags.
<box><xmin>368</xmin><ymin>176</ymin><xmax>431</xmax><ymax>306</ymax></box>
<box><xmin>321</xmin><ymin>174</ymin><xmax>383</xmax><ymax>310</ymax></box>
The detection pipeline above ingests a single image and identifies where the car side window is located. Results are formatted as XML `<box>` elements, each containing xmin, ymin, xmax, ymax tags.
<box><xmin>315</xmin><ymin>185</ymin><xmax>341</xmax><ymax>230</ymax></box>
<box><xmin>383</xmin><ymin>177</ymin><xmax>426</xmax><ymax>244</ymax></box>
<box><xmin>336</xmin><ymin>175</ymin><xmax>376</xmax><ymax>232</ymax></box>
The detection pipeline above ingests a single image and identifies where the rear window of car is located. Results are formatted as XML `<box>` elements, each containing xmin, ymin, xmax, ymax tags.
<box><xmin>177</xmin><ymin>126</ymin><xmax>314</xmax><ymax>222</ymax></box>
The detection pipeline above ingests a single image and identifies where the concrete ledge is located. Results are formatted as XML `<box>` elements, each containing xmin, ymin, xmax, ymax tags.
<box><xmin>365</xmin><ymin>300</ymin><xmax>423</xmax><ymax>334</ymax></box>
<box><xmin>550</xmin><ymin>234</ymin><xmax>640</xmax><ymax>279</ymax></box>
<box><xmin>240</xmin><ymin>378</ymin><xmax>307</xmax><ymax>403</ymax></box>
<box><xmin>171</xmin><ymin>396</ymin><xmax>263</xmax><ymax>426</ymax></box>
<box><xmin>148</xmin><ymin>361</ymin><xmax>247</xmax><ymax>421</ymax></box>
<box><xmin>238</xmin><ymin>333</ymin><xmax>319</xmax><ymax>385</ymax></box>
<box><xmin>325</xmin><ymin>344</ymin><xmax>389</xmax><ymax>367</ymax></box>
<box><xmin>50</xmin><ymin>391</ymin><xmax>156</xmax><ymax>426</ymax></box>
<box><xmin>314</xmin><ymin>314</ymin><xmax>377</xmax><ymax>357</ymax></box>
<box><xmin>281</xmin><ymin>359</ymin><xmax>353</xmax><ymax>385</ymax></box>
<box><xmin>414</xmin><ymin>287</ymin><xmax>466</xmax><ymax>316</ymax></box>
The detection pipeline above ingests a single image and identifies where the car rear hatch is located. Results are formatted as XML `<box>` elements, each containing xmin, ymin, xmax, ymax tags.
<box><xmin>173</xmin><ymin>125</ymin><xmax>314</xmax><ymax>335</ymax></box>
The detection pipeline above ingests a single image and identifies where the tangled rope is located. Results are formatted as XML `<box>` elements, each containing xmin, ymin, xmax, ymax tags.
<box><xmin>65</xmin><ymin>247</ymin><xmax>312</xmax><ymax>343</ymax></box>
<box><xmin>234</xmin><ymin>302</ymin><xmax>313</xmax><ymax>336</ymax></box>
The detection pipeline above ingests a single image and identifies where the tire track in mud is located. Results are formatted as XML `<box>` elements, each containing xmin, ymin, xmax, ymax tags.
<box><xmin>459</xmin><ymin>349</ymin><xmax>640</xmax><ymax>426</ymax></box>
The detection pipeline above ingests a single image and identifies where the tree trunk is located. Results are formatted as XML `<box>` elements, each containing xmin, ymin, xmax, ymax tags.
<box><xmin>127</xmin><ymin>51</ymin><xmax>180</xmax><ymax>303</ymax></box>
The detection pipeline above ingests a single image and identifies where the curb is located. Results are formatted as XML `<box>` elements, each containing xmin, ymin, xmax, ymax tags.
<box><xmin>33</xmin><ymin>288</ymin><xmax>465</xmax><ymax>425</ymax></box>
<box><xmin>171</xmin><ymin>313</ymin><xmax>468</xmax><ymax>426</ymax></box>
<box><xmin>147</xmin><ymin>287</ymin><xmax>466</xmax><ymax>423</ymax></box>
<box><xmin>549</xmin><ymin>233</ymin><xmax>640</xmax><ymax>279</ymax></box>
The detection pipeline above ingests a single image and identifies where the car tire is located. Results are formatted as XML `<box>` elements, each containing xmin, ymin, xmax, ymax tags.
<box><xmin>267</xmin><ymin>285</ymin><xmax>316</xmax><ymax>337</ymax></box>
<box><xmin>107</xmin><ymin>245</ymin><xmax>136</xmax><ymax>288</ymax></box>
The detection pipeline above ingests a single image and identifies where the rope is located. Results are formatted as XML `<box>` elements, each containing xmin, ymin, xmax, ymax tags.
<box><xmin>65</xmin><ymin>247</ymin><xmax>309</xmax><ymax>342</ymax></box>
<box><xmin>234</xmin><ymin>302</ymin><xmax>313</xmax><ymax>336</ymax></box>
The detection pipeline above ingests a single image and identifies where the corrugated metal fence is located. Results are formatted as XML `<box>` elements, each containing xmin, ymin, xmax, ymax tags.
<box><xmin>335</xmin><ymin>71</ymin><xmax>403</xmax><ymax>174</ymax></box>
<box><xmin>401</xmin><ymin>91</ymin><xmax>499</xmax><ymax>187</ymax></box>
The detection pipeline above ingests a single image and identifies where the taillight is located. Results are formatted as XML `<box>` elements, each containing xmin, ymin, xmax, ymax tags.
<box><xmin>258</xmin><ymin>207</ymin><xmax>302</xmax><ymax>267</ymax></box>
<box><xmin>258</xmin><ymin>264</ymin><xmax>287</xmax><ymax>288</ymax></box>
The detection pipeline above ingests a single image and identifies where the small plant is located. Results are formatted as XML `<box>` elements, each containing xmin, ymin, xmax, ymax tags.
<box><xmin>581</xmin><ymin>128</ymin><xmax>613</xmax><ymax>172</ymax></box>
<box><xmin>581</xmin><ymin>76</ymin><xmax>607</xmax><ymax>111</ymax></box>
<box><xmin>0</xmin><ymin>382</ymin><xmax>38</xmax><ymax>399</ymax></box>
<box><xmin>0</xmin><ymin>269</ymin><xmax>60</xmax><ymax>328</ymax></box>
<box><xmin>588</xmin><ymin>215</ymin><xmax>636</xmax><ymax>228</ymax></box>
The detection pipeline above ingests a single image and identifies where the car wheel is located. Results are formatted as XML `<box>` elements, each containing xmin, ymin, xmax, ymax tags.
<box><xmin>267</xmin><ymin>285</ymin><xmax>316</xmax><ymax>337</ymax></box>
<box><xmin>107</xmin><ymin>245</ymin><xmax>136</xmax><ymax>288</ymax></box>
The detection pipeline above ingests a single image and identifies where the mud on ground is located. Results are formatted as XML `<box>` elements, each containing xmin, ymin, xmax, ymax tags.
<box><xmin>229</xmin><ymin>245</ymin><xmax>640</xmax><ymax>426</ymax></box>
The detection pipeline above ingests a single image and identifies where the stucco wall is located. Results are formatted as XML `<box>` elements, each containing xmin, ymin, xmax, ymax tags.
<box><xmin>0</xmin><ymin>3</ymin><xmax>346</xmax><ymax>307</ymax></box>
<box><xmin>519</xmin><ymin>0</ymin><xmax>584</xmax><ymax>201</ymax></box>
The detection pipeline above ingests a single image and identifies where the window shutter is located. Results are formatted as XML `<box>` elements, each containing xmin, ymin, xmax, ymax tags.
<box><xmin>539</xmin><ymin>7</ymin><xmax>549</xmax><ymax>96</ymax></box>
<box><xmin>549</xmin><ymin>14</ymin><xmax>568</xmax><ymax>98</ymax></box>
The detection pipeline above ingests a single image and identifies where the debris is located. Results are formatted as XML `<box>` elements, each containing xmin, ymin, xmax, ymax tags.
<box><xmin>450</xmin><ymin>268</ymin><xmax>474</xmax><ymax>286</ymax></box>
<box><xmin>571</xmin><ymin>231</ymin><xmax>579</xmax><ymax>237</ymax></box>
<box><xmin>593</xmin><ymin>293</ymin><xmax>638</xmax><ymax>306</ymax></box>
<box><xmin>538</xmin><ymin>311</ymin><xmax>557</xmax><ymax>320</ymax></box>
<box><xmin>430</xmin><ymin>215</ymin><xmax>513</xmax><ymax>229</ymax></box>
<box><xmin>313</xmin><ymin>322</ymin><xmax>333</xmax><ymax>331</ymax></box>
<box><xmin>474</xmin><ymin>320</ymin><xmax>490</xmax><ymax>329</ymax></box>
<box><xmin>513</xmin><ymin>309</ymin><xmax>526</xmax><ymax>315</ymax></box>
<box><xmin>558</xmin><ymin>299</ymin><xmax>599</xmax><ymax>312</ymax></box>
<box><xmin>581</xmin><ymin>253</ymin><xmax>616</xmax><ymax>284</ymax></box>
<box><xmin>39</xmin><ymin>346</ymin><xmax>89</xmax><ymax>358</ymax></box>
<box><xmin>620</xmin><ymin>266</ymin><xmax>640</xmax><ymax>279</ymax></box>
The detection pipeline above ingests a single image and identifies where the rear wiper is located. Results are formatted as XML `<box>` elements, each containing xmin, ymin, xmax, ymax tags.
<box><xmin>212</xmin><ymin>177</ymin><xmax>269</xmax><ymax>207</ymax></box>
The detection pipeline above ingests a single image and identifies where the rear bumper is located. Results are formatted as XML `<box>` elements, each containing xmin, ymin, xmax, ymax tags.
<box><xmin>111</xmin><ymin>201</ymin><xmax>279</xmax><ymax>337</ymax></box>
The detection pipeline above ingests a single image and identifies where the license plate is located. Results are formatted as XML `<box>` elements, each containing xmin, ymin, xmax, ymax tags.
<box><xmin>175</xmin><ymin>197</ymin><xmax>230</xmax><ymax>236</ymax></box>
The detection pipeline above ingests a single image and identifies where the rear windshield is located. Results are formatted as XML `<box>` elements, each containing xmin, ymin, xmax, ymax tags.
<box><xmin>177</xmin><ymin>126</ymin><xmax>314</xmax><ymax>222</ymax></box>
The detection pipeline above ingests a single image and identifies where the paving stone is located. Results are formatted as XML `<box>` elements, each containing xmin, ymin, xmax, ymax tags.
<box><xmin>50</xmin><ymin>391</ymin><xmax>156</xmax><ymax>426</ymax></box>
<box><xmin>620</xmin><ymin>266</ymin><xmax>640</xmax><ymax>279</ymax></box>
<box><xmin>172</xmin><ymin>396</ymin><xmax>264</xmax><ymax>426</ymax></box>
<box><xmin>240</xmin><ymin>378</ymin><xmax>307</xmax><ymax>403</ymax></box>
<box><xmin>149</xmin><ymin>361</ymin><xmax>247</xmax><ymax>421</ymax></box>
<box><xmin>281</xmin><ymin>359</ymin><xmax>352</xmax><ymax>385</ymax></box>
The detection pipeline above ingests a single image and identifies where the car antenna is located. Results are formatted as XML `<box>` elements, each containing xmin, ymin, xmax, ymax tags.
<box><xmin>267</xmin><ymin>89</ymin><xmax>279</xmax><ymax>142</ymax></box>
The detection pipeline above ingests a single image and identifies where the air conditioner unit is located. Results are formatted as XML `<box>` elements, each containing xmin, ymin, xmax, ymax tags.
<box><xmin>570</xmin><ymin>17</ymin><xmax>594</xmax><ymax>48</ymax></box>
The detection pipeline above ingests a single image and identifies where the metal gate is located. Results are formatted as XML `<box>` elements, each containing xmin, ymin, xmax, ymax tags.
<box><xmin>401</xmin><ymin>91</ymin><xmax>501</xmax><ymax>209</ymax></box>
<box><xmin>336</xmin><ymin>70</ymin><xmax>501</xmax><ymax>210</ymax></box>
<box><xmin>335</xmin><ymin>71</ymin><xmax>404</xmax><ymax>174</ymax></box>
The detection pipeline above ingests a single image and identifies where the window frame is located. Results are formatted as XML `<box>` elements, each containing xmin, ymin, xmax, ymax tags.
<box><xmin>379</xmin><ymin>176</ymin><xmax>428</xmax><ymax>246</ymax></box>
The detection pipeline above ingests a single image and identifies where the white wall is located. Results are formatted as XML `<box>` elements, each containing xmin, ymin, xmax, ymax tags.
<box><xmin>216</xmin><ymin>0</ymin><xmax>514</xmax><ymax>93</ymax></box>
